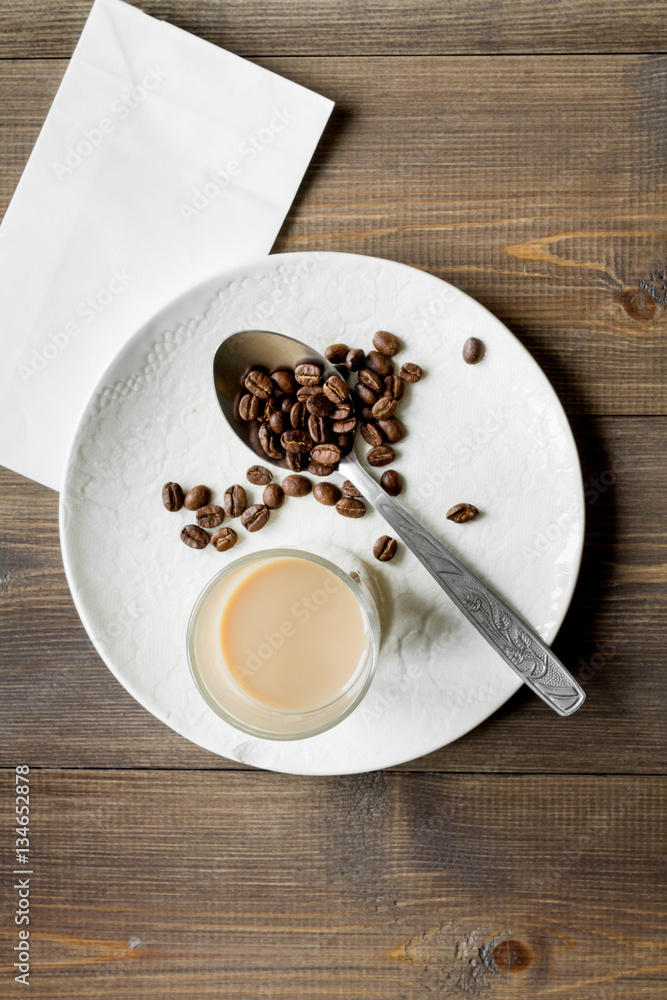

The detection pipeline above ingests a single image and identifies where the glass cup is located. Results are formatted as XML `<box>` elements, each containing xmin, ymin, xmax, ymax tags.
<box><xmin>186</xmin><ymin>547</ymin><xmax>380</xmax><ymax>740</ymax></box>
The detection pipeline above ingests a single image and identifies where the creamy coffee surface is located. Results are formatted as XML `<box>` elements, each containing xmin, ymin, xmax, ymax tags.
<box><xmin>218</xmin><ymin>556</ymin><xmax>368</xmax><ymax>712</ymax></box>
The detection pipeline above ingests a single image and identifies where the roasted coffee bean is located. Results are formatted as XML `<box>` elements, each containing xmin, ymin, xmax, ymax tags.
<box><xmin>332</xmin><ymin>416</ymin><xmax>357</xmax><ymax>434</ymax></box>
<box><xmin>367</xmin><ymin>445</ymin><xmax>395</xmax><ymax>467</ymax></box>
<box><xmin>240</xmin><ymin>363</ymin><xmax>268</xmax><ymax>386</ymax></box>
<box><xmin>342</xmin><ymin>480</ymin><xmax>363</xmax><ymax>498</ymax></box>
<box><xmin>269</xmin><ymin>410</ymin><xmax>286</xmax><ymax>435</ymax></box>
<box><xmin>286</xmin><ymin>451</ymin><xmax>305</xmax><ymax>471</ymax></box>
<box><xmin>313</xmin><ymin>482</ymin><xmax>341</xmax><ymax>506</ymax></box>
<box><xmin>259</xmin><ymin>422</ymin><xmax>282</xmax><ymax>459</ymax></box>
<box><xmin>290</xmin><ymin>400</ymin><xmax>307</xmax><ymax>429</ymax></box>
<box><xmin>241</xmin><ymin>503</ymin><xmax>270</xmax><ymax>532</ymax></box>
<box><xmin>323</xmin><ymin>374</ymin><xmax>349</xmax><ymax>404</ymax></box>
<box><xmin>360</xmin><ymin>422</ymin><xmax>384</xmax><ymax>447</ymax></box>
<box><xmin>296</xmin><ymin>384</ymin><xmax>322</xmax><ymax>400</ymax></box>
<box><xmin>184</xmin><ymin>485</ymin><xmax>211</xmax><ymax>511</ymax></box>
<box><xmin>332</xmin><ymin>399</ymin><xmax>353</xmax><ymax>420</ymax></box>
<box><xmin>372</xmin><ymin>330</ymin><xmax>401</xmax><ymax>356</ymax></box>
<box><xmin>324</xmin><ymin>343</ymin><xmax>349</xmax><ymax>364</ymax></box>
<box><xmin>181</xmin><ymin>524</ymin><xmax>209</xmax><ymax>549</ymax></box>
<box><xmin>310</xmin><ymin>443</ymin><xmax>341</xmax><ymax>466</ymax></box>
<box><xmin>337</xmin><ymin>434</ymin><xmax>354</xmax><ymax>454</ymax></box>
<box><xmin>246</xmin><ymin>465</ymin><xmax>272</xmax><ymax>486</ymax></box>
<box><xmin>354</xmin><ymin>382</ymin><xmax>378</xmax><ymax>406</ymax></box>
<box><xmin>308</xmin><ymin>461</ymin><xmax>334</xmax><ymax>477</ymax></box>
<box><xmin>261</xmin><ymin>396</ymin><xmax>278</xmax><ymax>423</ymax></box>
<box><xmin>294</xmin><ymin>362</ymin><xmax>322</xmax><ymax>386</ymax></box>
<box><xmin>232</xmin><ymin>389</ymin><xmax>243</xmax><ymax>422</ymax></box>
<box><xmin>345</xmin><ymin>348</ymin><xmax>365</xmax><ymax>371</ymax></box>
<box><xmin>366</xmin><ymin>350</ymin><xmax>393</xmax><ymax>377</ymax></box>
<box><xmin>223</xmin><ymin>484</ymin><xmax>247</xmax><ymax>517</ymax></box>
<box><xmin>245</xmin><ymin>369</ymin><xmax>274</xmax><ymax>398</ymax></box>
<box><xmin>463</xmin><ymin>337</ymin><xmax>484</xmax><ymax>364</ymax></box>
<box><xmin>446</xmin><ymin>502</ymin><xmax>479</xmax><ymax>523</ymax></box>
<box><xmin>196</xmin><ymin>504</ymin><xmax>224</xmax><ymax>529</ymax></box>
<box><xmin>271</xmin><ymin>369</ymin><xmax>297</xmax><ymax>394</ymax></box>
<box><xmin>306</xmin><ymin>392</ymin><xmax>334</xmax><ymax>417</ymax></box>
<box><xmin>162</xmin><ymin>482</ymin><xmax>184</xmax><ymax>512</ymax></box>
<box><xmin>281</xmin><ymin>394</ymin><xmax>296</xmax><ymax>413</ymax></box>
<box><xmin>360</xmin><ymin>405</ymin><xmax>375</xmax><ymax>421</ymax></box>
<box><xmin>380</xmin><ymin>469</ymin><xmax>402</xmax><ymax>496</ymax></box>
<box><xmin>263</xmin><ymin>484</ymin><xmax>285</xmax><ymax>509</ymax></box>
<box><xmin>335</xmin><ymin>496</ymin><xmax>366</xmax><ymax>518</ymax></box>
<box><xmin>281</xmin><ymin>429</ymin><xmax>312</xmax><ymax>454</ymax></box>
<box><xmin>399</xmin><ymin>362</ymin><xmax>422</xmax><ymax>383</ymax></box>
<box><xmin>335</xmin><ymin>364</ymin><xmax>350</xmax><ymax>379</ymax></box>
<box><xmin>384</xmin><ymin>375</ymin><xmax>405</xmax><ymax>400</ymax></box>
<box><xmin>282</xmin><ymin>474</ymin><xmax>311</xmax><ymax>497</ymax></box>
<box><xmin>308</xmin><ymin>414</ymin><xmax>331</xmax><ymax>444</ymax></box>
<box><xmin>372</xmin><ymin>396</ymin><xmax>398</xmax><ymax>420</ymax></box>
<box><xmin>377</xmin><ymin>417</ymin><xmax>404</xmax><ymax>443</ymax></box>
<box><xmin>238</xmin><ymin>393</ymin><xmax>260</xmax><ymax>421</ymax></box>
<box><xmin>373</xmin><ymin>535</ymin><xmax>398</xmax><ymax>561</ymax></box>
<box><xmin>211</xmin><ymin>526</ymin><xmax>237</xmax><ymax>551</ymax></box>
<box><xmin>357</xmin><ymin>368</ymin><xmax>384</xmax><ymax>393</ymax></box>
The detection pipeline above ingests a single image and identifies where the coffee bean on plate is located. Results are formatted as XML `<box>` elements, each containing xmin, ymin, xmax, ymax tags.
<box><xmin>313</xmin><ymin>482</ymin><xmax>341</xmax><ymax>506</ymax></box>
<box><xmin>211</xmin><ymin>526</ymin><xmax>237</xmax><ymax>551</ymax></box>
<box><xmin>357</xmin><ymin>368</ymin><xmax>384</xmax><ymax>393</ymax></box>
<box><xmin>306</xmin><ymin>393</ymin><xmax>334</xmax><ymax>417</ymax></box>
<box><xmin>238</xmin><ymin>393</ymin><xmax>261</xmax><ymax>421</ymax></box>
<box><xmin>341</xmin><ymin>480</ymin><xmax>363</xmax><ymax>498</ymax></box>
<box><xmin>181</xmin><ymin>524</ymin><xmax>209</xmax><ymax>549</ymax></box>
<box><xmin>245</xmin><ymin>369</ymin><xmax>274</xmax><ymax>398</ymax></box>
<box><xmin>463</xmin><ymin>337</ymin><xmax>484</xmax><ymax>364</ymax></box>
<box><xmin>282</xmin><ymin>474</ymin><xmax>311</xmax><ymax>497</ymax></box>
<box><xmin>371</xmin><ymin>396</ymin><xmax>398</xmax><ymax>420</ymax></box>
<box><xmin>335</xmin><ymin>496</ymin><xmax>366</xmax><ymax>518</ymax></box>
<box><xmin>373</xmin><ymin>535</ymin><xmax>398</xmax><ymax>561</ymax></box>
<box><xmin>271</xmin><ymin>370</ymin><xmax>297</xmax><ymax>394</ymax></box>
<box><xmin>308</xmin><ymin>461</ymin><xmax>334</xmax><ymax>477</ymax></box>
<box><xmin>183</xmin><ymin>485</ymin><xmax>210</xmax><ymax>511</ymax></box>
<box><xmin>323</xmin><ymin>374</ymin><xmax>349</xmax><ymax>404</ymax></box>
<box><xmin>196</xmin><ymin>504</ymin><xmax>224</xmax><ymax>529</ymax></box>
<box><xmin>246</xmin><ymin>465</ymin><xmax>272</xmax><ymax>486</ymax></box>
<box><xmin>365</xmin><ymin>350</ymin><xmax>393</xmax><ymax>377</ymax></box>
<box><xmin>223</xmin><ymin>484</ymin><xmax>247</xmax><ymax>517</ymax></box>
<box><xmin>259</xmin><ymin>422</ymin><xmax>282</xmax><ymax>459</ymax></box>
<box><xmin>383</xmin><ymin>375</ymin><xmax>404</xmax><ymax>400</ymax></box>
<box><xmin>345</xmin><ymin>348</ymin><xmax>365</xmax><ymax>371</ymax></box>
<box><xmin>446</xmin><ymin>502</ymin><xmax>479</xmax><ymax>523</ymax></box>
<box><xmin>399</xmin><ymin>362</ymin><xmax>422</xmax><ymax>383</ymax></box>
<box><xmin>372</xmin><ymin>330</ymin><xmax>401</xmax><ymax>356</ymax></box>
<box><xmin>263</xmin><ymin>484</ymin><xmax>284</xmax><ymax>509</ymax></box>
<box><xmin>241</xmin><ymin>503</ymin><xmax>271</xmax><ymax>532</ymax></box>
<box><xmin>310</xmin><ymin>443</ymin><xmax>341</xmax><ymax>466</ymax></box>
<box><xmin>360</xmin><ymin>422</ymin><xmax>384</xmax><ymax>447</ymax></box>
<box><xmin>281</xmin><ymin>429</ymin><xmax>312</xmax><ymax>454</ymax></box>
<box><xmin>162</xmin><ymin>482</ymin><xmax>184</xmax><ymax>512</ymax></box>
<box><xmin>294</xmin><ymin>362</ymin><xmax>322</xmax><ymax>386</ymax></box>
<box><xmin>325</xmin><ymin>343</ymin><xmax>349</xmax><ymax>364</ymax></box>
<box><xmin>380</xmin><ymin>469</ymin><xmax>402</xmax><ymax>496</ymax></box>
<box><xmin>377</xmin><ymin>417</ymin><xmax>404</xmax><ymax>443</ymax></box>
<box><xmin>367</xmin><ymin>445</ymin><xmax>395</xmax><ymax>467</ymax></box>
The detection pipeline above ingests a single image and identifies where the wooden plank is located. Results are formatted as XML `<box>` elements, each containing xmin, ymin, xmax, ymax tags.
<box><xmin>1</xmin><ymin>768</ymin><xmax>665</xmax><ymax>997</ymax></box>
<box><xmin>1</xmin><ymin>56</ymin><xmax>665</xmax><ymax>414</ymax></box>
<box><xmin>1</xmin><ymin>415</ymin><xmax>665</xmax><ymax>772</ymax></box>
<box><xmin>2</xmin><ymin>0</ymin><xmax>667</xmax><ymax>58</ymax></box>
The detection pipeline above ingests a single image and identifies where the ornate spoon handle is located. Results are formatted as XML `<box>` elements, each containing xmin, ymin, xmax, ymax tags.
<box><xmin>343</xmin><ymin>461</ymin><xmax>585</xmax><ymax>716</ymax></box>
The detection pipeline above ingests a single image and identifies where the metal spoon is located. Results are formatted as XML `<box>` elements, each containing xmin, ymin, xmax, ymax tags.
<box><xmin>214</xmin><ymin>329</ymin><xmax>585</xmax><ymax>716</ymax></box>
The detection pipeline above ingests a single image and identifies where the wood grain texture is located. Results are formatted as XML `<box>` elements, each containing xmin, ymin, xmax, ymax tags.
<box><xmin>1</xmin><ymin>768</ymin><xmax>664</xmax><ymax>997</ymax></box>
<box><xmin>1</xmin><ymin>0</ymin><xmax>667</xmax><ymax>58</ymax></box>
<box><xmin>1</xmin><ymin>416</ymin><xmax>664</xmax><ymax>772</ymax></box>
<box><xmin>1</xmin><ymin>56</ymin><xmax>665</xmax><ymax>415</ymax></box>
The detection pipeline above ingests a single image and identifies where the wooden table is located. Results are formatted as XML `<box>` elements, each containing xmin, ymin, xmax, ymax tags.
<box><xmin>1</xmin><ymin>2</ymin><xmax>666</xmax><ymax>996</ymax></box>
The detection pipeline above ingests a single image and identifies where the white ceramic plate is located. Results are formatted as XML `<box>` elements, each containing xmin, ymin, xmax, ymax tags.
<box><xmin>60</xmin><ymin>251</ymin><xmax>584</xmax><ymax>775</ymax></box>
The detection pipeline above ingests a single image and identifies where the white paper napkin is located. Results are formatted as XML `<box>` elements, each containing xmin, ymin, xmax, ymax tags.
<box><xmin>0</xmin><ymin>0</ymin><xmax>333</xmax><ymax>490</ymax></box>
